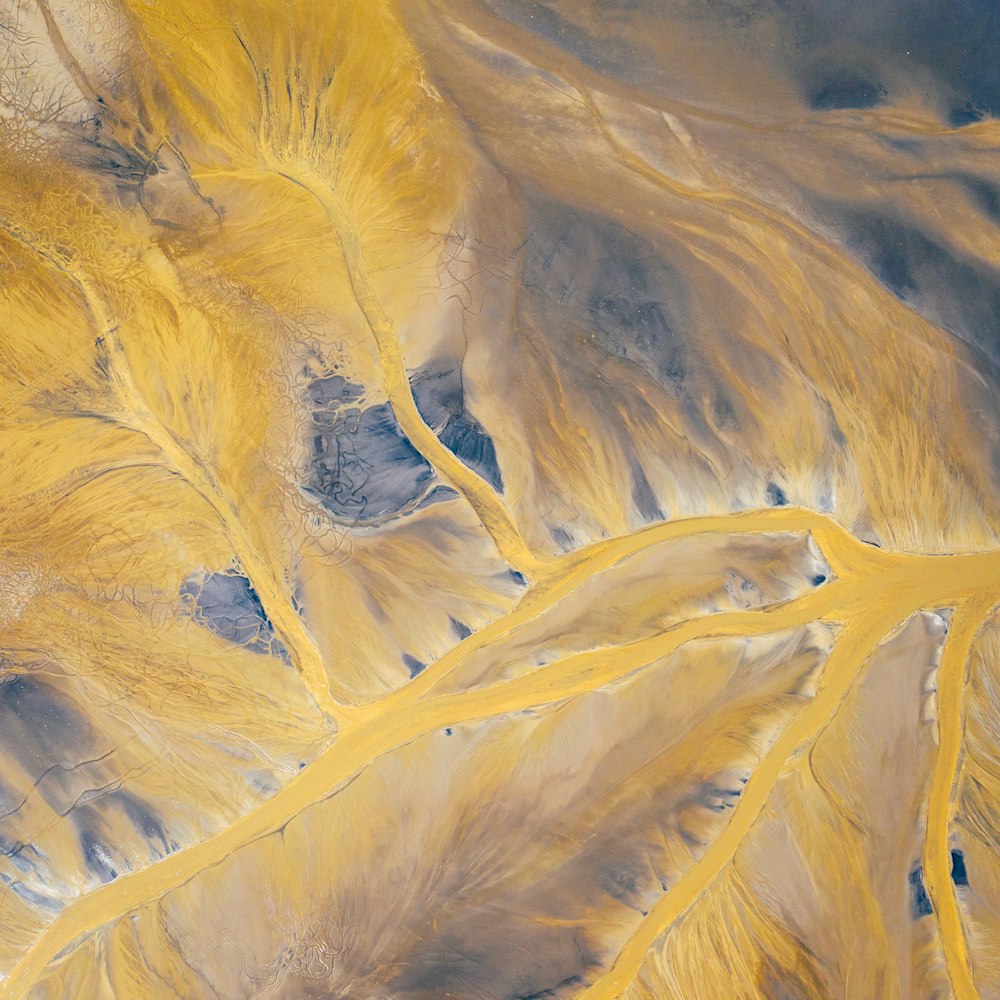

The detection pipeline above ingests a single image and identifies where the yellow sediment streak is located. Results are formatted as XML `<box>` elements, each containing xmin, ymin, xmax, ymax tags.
<box><xmin>337</xmin><ymin>225</ymin><xmax>550</xmax><ymax>579</ymax></box>
<box><xmin>274</xmin><ymin>170</ymin><xmax>551</xmax><ymax>581</ymax></box>
<box><xmin>572</xmin><ymin>608</ymin><xmax>903</xmax><ymax>1000</ymax></box>
<box><xmin>3</xmin><ymin>507</ymin><xmax>1000</xmax><ymax>998</ymax></box>
<box><xmin>0</xmin><ymin>210</ymin><xmax>341</xmax><ymax>720</ymax></box>
<box><xmin>67</xmin><ymin>258</ymin><xmax>341</xmax><ymax>723</ymax></box>
<box><xmin>572</xmin><ymin>560</ymin><xmax>1000</xmax><ymax>1000</ymax></box>
<box><xmin>1</xmin><ymin>191</ymin><xmax>341</xmax><ymax>722</ymax></box>
<box><xmin>546</xmin><ymin>504</ymin><xmax>883</xmax><ymax>596</ymax></box>
<box><xmin>923</xmin><ymin>600</ymin><xmax>990</xmax><ymax>1000</ymax></box>
<box><xmin>366</xmin><ymin>505</ymin><xmax>881</xmax><ymax>720</ymax></box>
